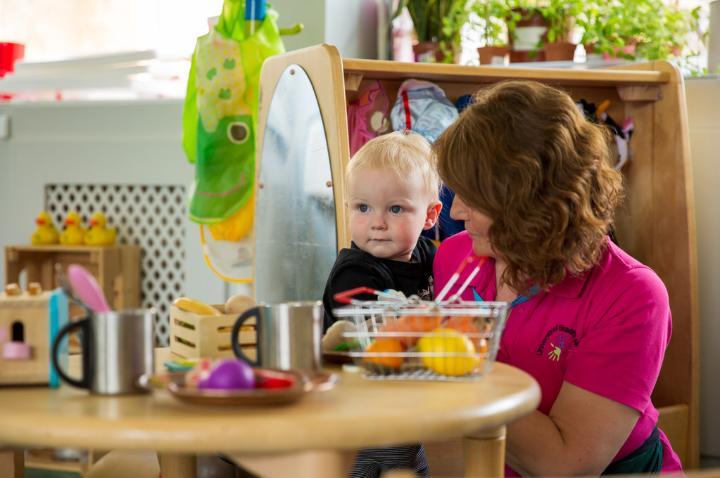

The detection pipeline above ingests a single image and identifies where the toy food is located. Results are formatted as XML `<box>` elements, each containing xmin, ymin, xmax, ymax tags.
<box><xmin>255</xmin><ymin>369</ymin><xmax>295</xmax><ymax>389</ymax></box>
<box><xmin>173</xmin><ymin>297</ymin><xmax>221</xmax><ymax>316</ymax></box>
<box><xmin>379</xmin><ymin>315</ymin><xmax>441</xmax><ymax>347</ymax></box>
<box><xmin>322</xmin><ymin>320</ymin><xmax>357</xmax><ymax>352</ymax></box>
<box><xmin>224</xmin><ymin>293</ymin><xmax>255</xmax><ymax>314</ymax></box>
<box><xmin>4</xmin><ymin>283</ymin><xmax>21</xmax><ymax>296</ymax></box>
<box><xmin>418</xmin><ymin>328</ymin><xmax>479</xmax><ymax>376</ymax></box>
<box><xmin>27</xmin><ymin>282</ymin><xmax>42</xmax><ymax>296</ymax></box>
<box><xmin>364</xmin><ymin>338</ymin><xmax>404</xmax><ymax>368</ymax></box>
<box><xmin>198</xmin><ymin>358</ymin><xmax>255</xmax><ymax>390</ymax></box>
<box><xmin>443</xmin><ymin>316</ymin><xmax>487</xmax><ymax>351</ymax></box>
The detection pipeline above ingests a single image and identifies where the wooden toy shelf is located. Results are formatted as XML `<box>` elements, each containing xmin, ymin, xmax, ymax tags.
<box><xmin>258</xmin><ymin>45</ymin><xmax>698</xmax><ymax>468</ymax></box>
<box><xmin>4</xmin><ymin>244</ymin><xmax>141</xmax><ymax>310</ymax></box>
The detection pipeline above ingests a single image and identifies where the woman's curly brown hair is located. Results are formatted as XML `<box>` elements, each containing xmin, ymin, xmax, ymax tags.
<box><xmin>434</xmin><ymin>80</ymin><xmax>624</xmax><ymax>292</ymax></box>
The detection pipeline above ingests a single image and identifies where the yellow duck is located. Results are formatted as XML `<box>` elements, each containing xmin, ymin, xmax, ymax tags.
<box><xmin>84</xmin><ymin>212</ymin><xmax>116</xmax><ymax>246</ymax></box>
<box><xmin>59</xmin><ymin>211</ymin><xmax>87</xmax><ymax>245</ymax></box>
<box><xmin>31</xmin><ymin>211</ymin><xmax>60</xmax><ymax>245</ymax></box>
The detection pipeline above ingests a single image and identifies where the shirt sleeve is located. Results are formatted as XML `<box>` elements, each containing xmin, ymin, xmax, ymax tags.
<box><xmin>564</xmin><ymin>266</ymin><xmax>672</xmax><ymax>412</ymax></box>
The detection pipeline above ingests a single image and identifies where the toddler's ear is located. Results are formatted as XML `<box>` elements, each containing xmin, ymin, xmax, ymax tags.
<box><xmin>424</xmin><ymin>201</ymin><xmax>442</xmax><ymax>230</ymax></box>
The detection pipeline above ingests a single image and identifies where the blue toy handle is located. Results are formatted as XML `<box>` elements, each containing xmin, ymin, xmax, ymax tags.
<box><xmin>245</xmin><ymin>0</ymin><xmax>266</xmax><ymax>22</ymax></box>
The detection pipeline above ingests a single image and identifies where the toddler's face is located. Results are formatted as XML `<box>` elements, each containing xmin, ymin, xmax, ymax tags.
<box><xmin>347</xmin><ymin>167</ymin><xmax>433</xmax><ymax>262</ymax></box>
<box><xmin>450</xmin><ymin>195</ymin><xmax>494</xmax><ymax>258</ymax></box>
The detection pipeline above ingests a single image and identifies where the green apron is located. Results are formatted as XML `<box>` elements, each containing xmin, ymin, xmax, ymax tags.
<box><xmin>603</xmin><ymin>427</ymin><xmax>663</xmax><ymax>475</ymax></box>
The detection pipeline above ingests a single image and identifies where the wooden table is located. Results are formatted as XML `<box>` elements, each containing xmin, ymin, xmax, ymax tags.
<box><xmin>0</xmin><ymin>362</ymin><xmax>539</xmax><ymax>478</ymax></box>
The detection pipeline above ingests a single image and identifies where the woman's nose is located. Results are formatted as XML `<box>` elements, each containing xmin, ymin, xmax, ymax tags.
<box><xmin>450</xmin><ymin>196</ymin><xmax>468</xmax><ymax>220</ymax></box>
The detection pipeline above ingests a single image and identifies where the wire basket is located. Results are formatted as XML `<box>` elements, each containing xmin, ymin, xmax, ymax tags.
<box><xmin>332</xmin><ymin>298</ymin><xmax>509</xmax><ymax>381</ymax></box>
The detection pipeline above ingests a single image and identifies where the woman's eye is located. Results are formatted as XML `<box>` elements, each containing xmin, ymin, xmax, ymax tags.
<box><xmin>389</xmin><ymin>205</ymin><xmax>403</xmax><ymax>214</ymax></box>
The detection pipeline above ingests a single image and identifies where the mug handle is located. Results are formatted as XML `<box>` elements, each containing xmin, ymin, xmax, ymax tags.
<box><xmin>232</xmin><ymin>307</ymin><xmax>260</xmax><ymax>366</ymax></box>
<box><xmin>51</xmin><ymin>317</ymin><xmax>93</xmax><ymax>390</ymax></box>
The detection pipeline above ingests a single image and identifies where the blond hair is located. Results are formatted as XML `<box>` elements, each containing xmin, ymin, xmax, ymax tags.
<box><xmin>346</xmin><ymin>131</ymin><xmax>439</xmax><ymax>201</ymax></box>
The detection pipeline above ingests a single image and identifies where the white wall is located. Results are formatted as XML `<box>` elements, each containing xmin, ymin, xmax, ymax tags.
<box><xmin>272</xmin><ymin>0</ymin><xmax>379</xmax><ymax>59</ymax></box>
<box><xmin>686</xmin><ymin>77</ymin><xmax>720</xmax><ymax>458</ymax></box>
<box><xmin>0</xmin><ymin>100</ymin><xmax>226</xmax><ymax>305</ymax></box>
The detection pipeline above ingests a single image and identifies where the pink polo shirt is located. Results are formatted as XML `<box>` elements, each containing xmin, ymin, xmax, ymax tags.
<box><xmin>433</xmin><ymin>231</ymin><xmax>682</xmax><ymax>473</ymax></box>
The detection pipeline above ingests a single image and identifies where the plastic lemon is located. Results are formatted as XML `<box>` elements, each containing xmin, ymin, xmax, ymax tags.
<box><xmin>417</xmin><ymin>328</ymin><xmax>479</xmax><ymax>376</ymax></box>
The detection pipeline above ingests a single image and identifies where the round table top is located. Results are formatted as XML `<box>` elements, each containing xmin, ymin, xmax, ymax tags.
<box><xmin>0</xmin><ymin>363</ymin><xmax>540</xmax><ymax>455</ymax></box>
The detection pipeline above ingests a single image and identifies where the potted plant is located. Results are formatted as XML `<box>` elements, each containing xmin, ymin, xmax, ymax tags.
<box><xmin>578</xmin><ymin>0</ymin><xmax>702</xmax><ymax>62</ymax></box>
<box><xmin>472</xmin><ymin>0</ymin><xmax>511</xmax><ymax>65</ymax></box>
<box><xmin>441</xmin><ymin>0</ymin><xmax>475</xmax><ymax>63</ymax></box>
<box><xmin>505</xmin><ymin>0</ymin><xmax>547</xmax><ymax>62</ymax></box>
<box><xmin>636</xmin><ymin>3</ymin><xmax>702</xmax><ymax>60</ymax></box>
<box><xmin>538</xmin><ymin>0</ymin><xmax>582</xmax><ymax>61</ymax></box>
<box><xmin>394</xmin><ymin>0</ymin><xmax>472</xmax><ymax>63</ymax></box>
<box><xmin>578</xmin><ymin>0</ymin><xmax>655</xmax><ymax>61</ymax></box>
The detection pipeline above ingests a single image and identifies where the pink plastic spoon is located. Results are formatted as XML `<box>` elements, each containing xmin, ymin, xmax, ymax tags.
<box><xmin>67</xmin><ymin>264</ymin><xmax>111</xmax><ymax>313</ymax></box>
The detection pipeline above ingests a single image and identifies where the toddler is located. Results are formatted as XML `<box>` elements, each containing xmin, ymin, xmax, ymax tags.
<box><xmin>322</xmin><ymin>131</ymin><xmax>442</xmax><ymax>477</ymax></box>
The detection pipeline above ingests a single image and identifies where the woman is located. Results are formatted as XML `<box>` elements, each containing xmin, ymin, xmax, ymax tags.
<box><xmin>432</xmin><ymin>80</ymin><xmax>682</xmax><ymax>475</ymax></box>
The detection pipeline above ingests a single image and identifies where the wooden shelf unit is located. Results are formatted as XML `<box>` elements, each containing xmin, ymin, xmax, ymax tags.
<box><xmin>258</xmin><ymin>45</ymin><xmax>699</xmax><ymax>469</ymax></box>
<box><xmin>4</xmin><ymin>244</ymin><xmax>141</xmax><ymax>311</ymax></box>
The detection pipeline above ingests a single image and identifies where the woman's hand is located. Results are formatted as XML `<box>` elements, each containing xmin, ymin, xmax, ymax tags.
<box><xmin>506</xmin><ymin>381</ymin><xmax>640</xmax><ymax>476</ymax></box>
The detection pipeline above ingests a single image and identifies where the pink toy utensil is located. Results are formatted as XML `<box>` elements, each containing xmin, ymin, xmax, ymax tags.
<box><xmin>435</xmin><ymin>255</ymin><xmax>486</xmax><ymax>303</ymax></box>
<box><xmin>67</xmin><ymin>264</ymin><xmax>111</xmax><ymax>313</ymax></box>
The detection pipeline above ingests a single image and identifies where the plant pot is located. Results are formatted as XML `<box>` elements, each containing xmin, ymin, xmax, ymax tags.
<box><xmin>478</xmin><ymin>46</ymin><xmax>510</xmax><ymax>65</ymax></box>
<box><xmin>508</xmin><ymin>9</ymin><xmax>547</xmax><ymax>63</ymax></box>
<box><xmin>544</xmin><ymin>41</ymin><xmax>577</xmax><ymax>61</ymax></box>
<box><xmin>585</xmin><ymin>41</ymin><xmax>637</xmax><ymax>61</ymax></box>
<box><xmin>413</xmin><ymin>42</ymin><xmax>444</xmax><ymax>63</ymax></box>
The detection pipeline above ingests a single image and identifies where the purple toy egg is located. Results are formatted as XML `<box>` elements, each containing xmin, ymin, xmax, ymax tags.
<box><xmin>198</xmin><ymin>359</ymin><xmax>255</xmax><ymax>390</ymax></box>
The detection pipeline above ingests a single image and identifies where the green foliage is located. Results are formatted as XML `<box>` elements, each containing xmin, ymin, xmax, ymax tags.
<box><xmin>576</xmin><ymin>0</ymin><xmax>703</xmax><ymax>61</ymax></box>
<box><xmin>395</xmin><ymin>0</ymin><xmax>472</xmax><ymax>63</ymax></box>
<box><xmin>538</xmin><ymin>0</ymin><xmax>583</xmax><ymax>44</ymax></box>
<box><xmin>470</xmin><ymin>0</ymin><xmax>510</xmax><ymax>47</ymax></box>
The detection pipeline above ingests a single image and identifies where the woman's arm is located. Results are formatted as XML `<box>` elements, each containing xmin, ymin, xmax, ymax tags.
<box><xmin>506</xmin><ymin>381</ymin><xmax>640</xmax><ymax>476</ymax></box>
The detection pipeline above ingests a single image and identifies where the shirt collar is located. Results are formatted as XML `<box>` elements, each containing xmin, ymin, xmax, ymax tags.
<box><xmin>547</xmin><ymin>269</ymin><xmax>592</xmax><ymax>299</ymax></box>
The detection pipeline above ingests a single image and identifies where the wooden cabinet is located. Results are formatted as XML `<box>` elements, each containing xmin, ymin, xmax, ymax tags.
<box><xmin>257</xmin><ymin>45</ymin><xmax>699</xmax><ymax>468</ymax></box>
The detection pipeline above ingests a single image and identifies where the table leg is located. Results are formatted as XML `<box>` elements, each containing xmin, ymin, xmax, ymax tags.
<box><xmin>227</xmin><ymin>449</ymin><xmax>356</xmax><ymax>478</ymax></box>
<box><xmin>463</xmin><ymin>425</ymin><xmax>506</xmax><ymax>478</ymax></box>
<box><xmin>0</xmin><ymin>450</ymin><xmax>24</xmax><ymax>478</ymax></box>
<box><xmin>158</xmin><ymin>453</ymin><xmax>197</xmax><ymax>478</ymax></box>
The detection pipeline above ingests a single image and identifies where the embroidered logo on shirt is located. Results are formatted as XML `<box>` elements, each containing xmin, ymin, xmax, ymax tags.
<box><xmin>537</xmin><ymin>325</ymin><xmax>578</xmax><ymax>362</ymax></box>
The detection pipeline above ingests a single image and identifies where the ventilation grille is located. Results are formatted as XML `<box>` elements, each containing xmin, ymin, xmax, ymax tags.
<box><xmin>45</xmin><ymin>184</ymin><xmax>187</xmax><ymax>346</ymax></box>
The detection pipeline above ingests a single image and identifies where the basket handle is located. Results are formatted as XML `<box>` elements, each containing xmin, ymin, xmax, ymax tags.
<box><xmin>333</xmin><ymin>287</ymin><xmax>379</xmax><ymax>304</ymax></box>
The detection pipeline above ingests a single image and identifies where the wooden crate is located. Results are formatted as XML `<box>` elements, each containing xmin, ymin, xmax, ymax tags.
<box><xmin>4</xmin><ymin>245</ymin><xmax>141</xmax><ymax>311</ymax></box>
<box><xmin>170</xmin><ymin>305</ymin><xmax>256</xmax><ymax>359</ymax></box>
<box><xmin>0</xmin><ymin>291</ymin><xmax>51</xmax><ymax>385</ymax></box>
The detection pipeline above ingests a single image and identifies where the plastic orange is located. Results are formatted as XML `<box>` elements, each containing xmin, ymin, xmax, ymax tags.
<box><xmin>364</xmin><ymin>339</ymin><xmax>404</xmax><ymax>368</ymax></box>
<box><xmin>443</xmin><ymin>316</ymin><xmax>486</xmax><ymax>350</ymax></box>
<box><xmin>380</xmin><ymin>315</ymin><xmax>442</xmax><ymax>346</ymax></box>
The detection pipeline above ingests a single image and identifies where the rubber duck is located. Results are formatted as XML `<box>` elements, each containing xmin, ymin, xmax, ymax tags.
<box><xmin>84</xmin><ymin>212</ymin><xmax>116</xmax><ymax>246</ymax></box>
<box><xmin>59</xmin><ymin>211</ymin><xmax>86</xmax><ymax>245</ymax></box>
<box><xmin>31</xmin><ymin>211</ymin><xmax>60</xmax><ymax>245</ymax></box>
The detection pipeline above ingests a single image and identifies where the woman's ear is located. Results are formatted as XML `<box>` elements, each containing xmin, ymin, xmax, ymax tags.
<box><xmin>424</xmin><ymin>201</ymin><xmax>443</xmax><ymax>230</ymax></box>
